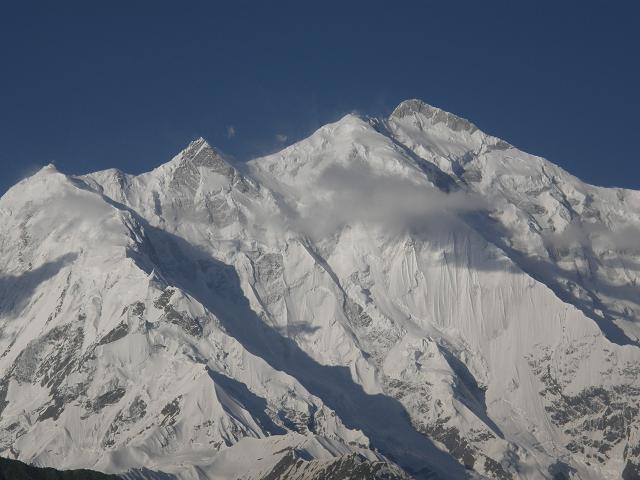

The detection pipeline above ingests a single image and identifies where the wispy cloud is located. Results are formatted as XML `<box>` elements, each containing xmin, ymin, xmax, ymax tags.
<box><xmin>275</xmin><ymin>134</ymin><xmax>288</xmax><ymax>143</ymax></box>
<box><xmin>226</xmin><ymin>125</ymin><xmax>236</xmax><ymax>139</ymax></box>
<box><xmin>266</xmin><ymin>161</ymin><xmax>486</xmax><ymax>239</ymax></box>
<box><xmin>545</xmin><ymin>220</ymin><xmax>640</xmax><ymax>252</ymax></box>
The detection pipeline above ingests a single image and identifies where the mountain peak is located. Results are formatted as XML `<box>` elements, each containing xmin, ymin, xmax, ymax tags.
<box><xmin>33</xmin><ymin>163</ymin><xmax>60</xmax><ymax>176</ymax></box>
<box><xmin>182</xmin><ymin>136</ymin><xmax>215</xmax><ymax>157</ymax></box>
<box><xmin>178</xmin><ymin>136</ymin><xmax>231</xmax><ymax>171</ymax></box>
<box><xmin>189</xmin><ymin>136</ymin><xmax>210</xmax><ymax>149</ymax></box>
<box><xmin>158</xmin><ymin>136</ymin><xmax>257</xmax><ymax>194</ymax></box>
<box><xmin>390</xmin><ymin>99</ymin><xmax>478</xmax><ymax>134</ymax></box>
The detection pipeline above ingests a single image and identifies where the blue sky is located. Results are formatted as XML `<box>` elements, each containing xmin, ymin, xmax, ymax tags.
<box><xmin>1</xmin><ymin>1</ymin><xmax>638</xmax><ymax>194</ymax></box>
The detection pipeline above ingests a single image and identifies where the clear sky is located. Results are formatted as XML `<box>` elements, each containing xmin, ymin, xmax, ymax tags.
<box><xmin>1</xmin><ymin>1</ymin><xmax>638</xmax><ymax>195</ymax></box>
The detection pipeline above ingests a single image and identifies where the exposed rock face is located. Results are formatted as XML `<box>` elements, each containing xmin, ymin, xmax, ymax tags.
<box><xmin>1</xmin><ymin>100</ymin><xmax>639</xmax><ymax>479</ymax></box>
<box><xmin>390</xmin><ymin>99</ymin><xmax>478</xmax><ymax>134</ymax></box>
<box><xmin>259</xmin><ymin>451</ymin><xmax>411</xmax><ymax>480</ymax></box>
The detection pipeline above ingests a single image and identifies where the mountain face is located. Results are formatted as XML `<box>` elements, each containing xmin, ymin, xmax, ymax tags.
<box><xmin>0</xmin><ymin>100</ymin><xmax>639</xmax><ymax>480</ymax></box>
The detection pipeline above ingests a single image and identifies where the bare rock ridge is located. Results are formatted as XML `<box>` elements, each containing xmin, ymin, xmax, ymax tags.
<box><xmin>0</xmin><ymin>99</ymin><xmax>639</xmax><ymax>480</ymax></box>
<box><xmin>390</xmin><ymin>99</ymin><xmax>479</xmax><ymax>134</ymax></box>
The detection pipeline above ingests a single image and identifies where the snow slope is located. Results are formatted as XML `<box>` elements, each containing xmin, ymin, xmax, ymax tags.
<box><xmin>1</xmin><ymin>100</ymin><xmax>639</xmax><ymax>479</ymax></box>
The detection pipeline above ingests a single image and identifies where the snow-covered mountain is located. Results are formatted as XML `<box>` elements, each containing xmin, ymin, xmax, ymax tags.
<box><xmin>1</xmin><ymin>99</ymin><xmax>639</xmax><ymax>479</ymax></box>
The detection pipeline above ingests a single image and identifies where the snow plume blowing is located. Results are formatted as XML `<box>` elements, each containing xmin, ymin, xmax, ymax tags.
<box><xmin>288</xmin><ymin>162</ymin><xmax>487</xmax><ymax>239</ymax></box>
